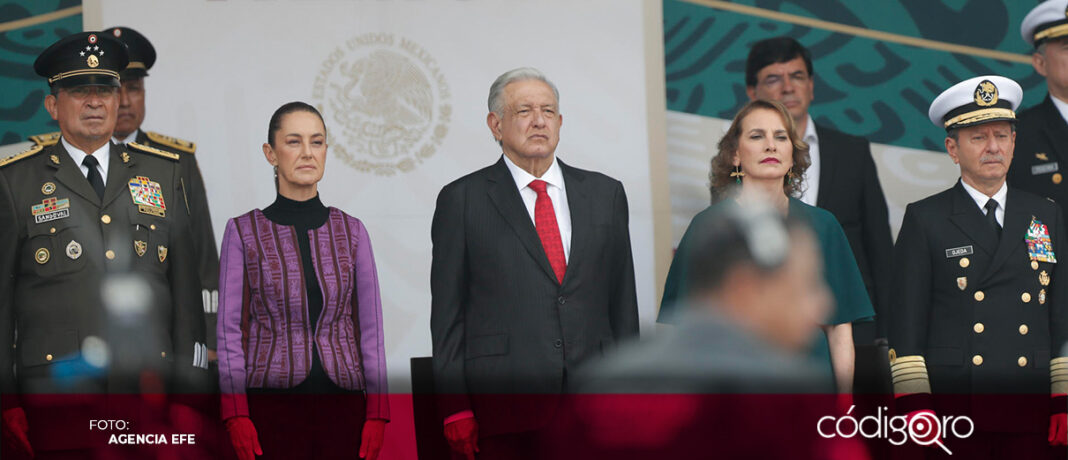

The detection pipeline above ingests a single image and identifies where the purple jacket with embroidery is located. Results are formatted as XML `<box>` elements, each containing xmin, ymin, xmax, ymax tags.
<box><xmin>217</xmin><ymin>208</ymin><xmax>388</xmax><ymax>421</ymax></box>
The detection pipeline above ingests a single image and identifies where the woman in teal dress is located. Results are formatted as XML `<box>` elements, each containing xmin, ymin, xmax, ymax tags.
<box><xmin>657</xmin><ymin>99</ymin><xmax>873</xmax><ymax>392</ymax></box>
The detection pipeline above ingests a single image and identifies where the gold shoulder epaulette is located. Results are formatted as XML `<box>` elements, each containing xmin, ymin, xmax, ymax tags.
<box><xmin>28</xmin><ymin>132</ymin><xmax>61</xmax><ymax>147</ymax></box>
<box><xmin>0</xmin><ymin>144</ymin><xmax>44</xmax><ymax>168</ymax></box>
<box><xmin>145</xmin><ymin>131</ymin><xmax>196</xmax><ymax>154</ymax></box>
<box><xmin>127</xmin><ymin>142</ymin><xmax>180</xmax><ymax>161</ymax></box>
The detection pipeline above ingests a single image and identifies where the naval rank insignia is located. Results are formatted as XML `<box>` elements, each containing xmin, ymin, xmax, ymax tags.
<box><xmin>1026</xmin><ymin>217</ymin><xmax>1057</xmax><ymax>263</ymax></box>
<box><xmin>31</xmin><ymin>197</ymin><xmax>70</xmax><ymax>223</ymax></box>
<box><xmin>128</xmin><ymin>176</ymin><xmax>166</xmax><ymax>217</ymax></box>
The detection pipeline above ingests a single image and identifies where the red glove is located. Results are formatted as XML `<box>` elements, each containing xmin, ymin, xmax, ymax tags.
<box><xmin>1050</xmin><ymin>413</ymin><xmax>1067</xmax><ymax>446</ymax></box>
<box><xmin>359</xmin><ymin>419</ymin><xmax>387</xmax><ymax>460</ymax></box>
<box><xmin>1</xmin><ymin>407</ymin><xmax>32</xmax><ymax>458</ymax></box>
<box><xmin>225</xmin><ymin>416</ymin><xmax>263</xmax><ymax>460</ymax></box>
<box><xmin>444</xmin><ymin>417</ymin><xmax>479</xmax><ymax>460</ymax></box>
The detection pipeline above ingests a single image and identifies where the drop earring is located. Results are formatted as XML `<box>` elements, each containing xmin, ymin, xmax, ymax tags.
<box><xmin>730</xmin><ymin>165</ymin><xmax>745</xmax><ymax>184</ymax></box>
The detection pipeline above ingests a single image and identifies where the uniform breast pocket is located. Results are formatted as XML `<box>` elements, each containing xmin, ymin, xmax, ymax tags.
<box><xmin>25</xmin><ymin>222</ymin><xmax>86</xmax><ymax>278</ymax></box>
<box><xmin>128</xmin><ymin>208</ymin><xmax>170</xmax><ymax>274</ymax></box>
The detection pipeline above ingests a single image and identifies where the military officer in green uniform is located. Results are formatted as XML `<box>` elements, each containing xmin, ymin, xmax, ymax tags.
<box><xmin>27</xmin><ymin>26</ymin><xmax>221</xmax><ymax>362</ymax></box>
<box><xmin>0</xmin><ymin>32</ymin><xmax>208</xmax><ymax>457</ymax></box>
<box><xmin>889</xmin><ymin>75</ymin><xmax>1068</xmax><ymax>457</ymax></box>
<box><xmin>1012</xmin><ymin>0</ymin><xmax>1068</xmax><ymax>207</ymax></box>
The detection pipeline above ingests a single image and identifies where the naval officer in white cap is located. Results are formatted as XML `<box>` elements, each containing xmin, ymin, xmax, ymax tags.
<box><xmin>888</xmin><ymin>75</ymin><xmax>1068</xmax><ymax>457</ymax></box>
<box><xmin>1012</xmin><ymin>0</ymin><xmax>1068</xmax><ymax>211</ymax></box>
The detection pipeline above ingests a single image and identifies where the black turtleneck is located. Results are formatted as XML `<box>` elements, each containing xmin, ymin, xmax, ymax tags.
<box><xmin>258</xmin><ymin>193</ymin><xmax>344</xmax><ymax>394</ymax></box>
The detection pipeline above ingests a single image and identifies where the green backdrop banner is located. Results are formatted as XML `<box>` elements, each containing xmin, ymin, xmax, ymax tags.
<box><xmin>664</xmin><ymin>0</ymin><xmax>1046</xmax><ymax>152</ymax></box>
<box><xmin>0</xmin><ymin>1</ymin><xmax>82</xmax><ymax>145</ymax></box>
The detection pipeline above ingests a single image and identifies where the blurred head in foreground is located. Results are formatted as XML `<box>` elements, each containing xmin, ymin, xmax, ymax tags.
<box><xmin>684</xmin><ymin>201</ymin><xmax>831</xmax><ymax>352</ymax></box>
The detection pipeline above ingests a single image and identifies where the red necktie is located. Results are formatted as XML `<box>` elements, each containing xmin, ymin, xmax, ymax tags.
<box><xmin>529</xmin><ymin>180</ymin><xmax>567</xmax><ymax>284</ymax></box>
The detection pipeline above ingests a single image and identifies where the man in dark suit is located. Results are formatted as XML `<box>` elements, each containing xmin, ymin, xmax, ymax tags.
<box><xmin>889</xmin><ymin>75</ymin><xmax>1067</xmax><ymax>457</ymax></box>
<box><xmin>744</xmin><ymin>37</ymin><xmax>893</xmax><ymax>395</ymax></box>
<box><xmin>431</xmin><ymin>67</ymin><xmax>639</xmax><ymax>459</ymax></box>
<box><xmin>0</xmin><ymin>32</ymin><xmax>208</xmax><ymax>457</ymax></box>
<box><xmin>1011</xmin><ymin>1</ymin><xmax>1068</xmax><ymax>209</ymax></box>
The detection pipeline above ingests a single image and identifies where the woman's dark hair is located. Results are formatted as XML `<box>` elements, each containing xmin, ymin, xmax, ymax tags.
<box><xmin>709</xmin><ymin>99</ymin><xmax>810</xmax><ymax>203</ymax></box>
<box><xmin>267</xmin><ymin>101</ymin><xmax>326</xmax><ymax>147</ymax></box>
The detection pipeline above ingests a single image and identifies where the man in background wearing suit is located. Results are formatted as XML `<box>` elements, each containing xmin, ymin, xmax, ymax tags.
<box><xmin>1012</xmin><ymin>0</ymin><xmax>1068</xmax><ymax>210</ymax></box>
<box><xmin>431</xmin><ymin>67</ymin><xmax>639</xmax><ymax>460</ymax></box>
<box><xmin>745</xmin><ymin>37</ymin><xmax>893</xmax><ymax>395</ymax></box>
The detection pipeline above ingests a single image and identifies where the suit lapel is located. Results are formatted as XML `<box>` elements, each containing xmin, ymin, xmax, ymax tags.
<box><xmin>813</xmin><ymin>125</ymin><xmax>835</xmax><ymax>208</ymax></box>
<box><xmin>1041</xmin><ymin>96</ymin><xmax>1068</xmax><ymax>164</ymax></box>
<box><xmin>948</xmin><ymin>181</ymin><xmax>998</xmax><ymax>256</ymax></box>
<box><xmin>486</xmin><ymin>158</ymin><xmax>558</xmax><ymax>283</ymax></box>
<box><xmin>979</xmin><ymin>188</ymin><xmax>1028</xmax><ymax>284</ymax></box>
<box><xmin>102</xmin><ymin>143</ymin><xmax>133</xmax><ymax>208</ymax></box>
<box><xmin>560</xmin><ymin>160</ymin><xmax>588</xmax><ymax>286</ymax></box>
<box><xmin>50</xmin><ymin>144</ymin><xmax>101</xmax><ymax>206</ymax></box>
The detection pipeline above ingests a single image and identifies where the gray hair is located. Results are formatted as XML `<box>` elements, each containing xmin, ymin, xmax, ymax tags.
<box><xmin>487</xmin><ymin>67</ymin><xmax>561</xmax><ymax>115</ymax></box>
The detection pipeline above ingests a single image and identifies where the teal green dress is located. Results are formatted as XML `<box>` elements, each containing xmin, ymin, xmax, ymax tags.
<box><xmin>657</xmin><ymin>198</ymin><xmax>875</xmax><ymax>380</ymax></box>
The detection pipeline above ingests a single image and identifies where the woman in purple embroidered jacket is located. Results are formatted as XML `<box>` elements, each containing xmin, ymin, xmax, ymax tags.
<box><xmin>217</xmin><ymin>102</ymin><xmax>388</xmax><ymax>460</ymax></box>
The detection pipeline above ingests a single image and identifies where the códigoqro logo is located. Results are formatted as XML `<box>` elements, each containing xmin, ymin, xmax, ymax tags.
<box><xmin>817</xmin><ymin>406</ymin><xmax>973</xmax><ymax>455</ymax></box>
<box><xmin>311</xmin><ymin>33</ymin><xmax>451</xmax><ymax>176</ymax></box>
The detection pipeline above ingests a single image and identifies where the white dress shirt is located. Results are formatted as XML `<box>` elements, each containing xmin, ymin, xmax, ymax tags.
<box><xmin>61</xmin><ymin>137</ymin><xmax>110</xmax><ymax>186</ymax></box>
<box><xmin>502</xmin><ymin>154</ymin><xmax>572</xmax><ymax>262</ymax></box>
<box><xmin>960</xmin><ymin>180</ymin><xmax>1007</xmax><ymax>227</ymax></box>
<box><xmin>799</xmin><ymin>114</ymin><xmax>821</xmax><ymax>207</ymax></box>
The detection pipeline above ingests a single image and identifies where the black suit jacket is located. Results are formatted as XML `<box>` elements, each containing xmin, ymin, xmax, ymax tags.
<box><xmin>814</xmin><ymin>124</ymin><xmax>894</xmax><ymax>338</ymax></box>
<box><xmin>888</xmin><ymin>182</ymin><xmax>1068</xmax><ymax>432</ymax></box>
<box><xmin>430</xmin><ymin>156</ymin><xmax>639</xmax><ymax>436</ymax></box>
<box><xmin>1010</xmin><ymin>95</ymin><xmax>1068</xmax><ymax>211</ymax></box>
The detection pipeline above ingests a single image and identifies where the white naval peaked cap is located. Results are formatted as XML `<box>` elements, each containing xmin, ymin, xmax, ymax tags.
<box><xmin>1022</xmin><ymin>0</ymin><xmax>1068</xmax><ymax>47</ymax></box>
<box><xmin>928</xmin><ymin>75</ymin><xmax>1022</xmax><ymax>131</ymax></box>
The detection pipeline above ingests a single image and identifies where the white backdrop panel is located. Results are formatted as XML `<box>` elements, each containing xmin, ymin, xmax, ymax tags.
<box><xmin>99</xmin><ymin>0</ymin><xmax>657</xmax><ymax>391</ymax></box>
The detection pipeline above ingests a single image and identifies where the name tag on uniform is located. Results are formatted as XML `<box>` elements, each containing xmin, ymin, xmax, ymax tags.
<box><xmin>31</xmin><ymin>197</ymin><xmax>70</xmax><ymax>224</ymax></box>
<box><xmin>945</xmin><ymin>245</ymin><xmax>973</xmax><ymax>258</ymax></box>
<box><xmin>1032</xmin><ymin>162</ymin><xmax>1059</xmax><ymax>175</ymax></box>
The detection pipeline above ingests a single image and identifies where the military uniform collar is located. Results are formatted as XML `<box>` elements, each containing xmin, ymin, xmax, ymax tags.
<box><xmin>60</xmin><ymin>136</ymin><xmax>111</xmax><ymax>179</ymax></box>
<box><xmin>112</xmin><ymin>129</ymin><xmax>139</xmax><ymax>146</ymax></box>
<box><xmin>960</xmin><ymin>179</ymin><xmax>1007</xmax><ymax>224</ymax></box>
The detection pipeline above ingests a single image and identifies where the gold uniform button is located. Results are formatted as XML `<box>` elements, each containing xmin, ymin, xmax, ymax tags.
<box><xmin>45</xmin><ymin>354</ymin><xmax>52</xmax><ymax>361</ymax></box>
<box><xmin>1020</xmin><ymin>324</ymin><xmax>1029</xmax><ymax>335</ymax></box>
<box><xmin>1018</xmin><ymin>356</ymin><xmax>1028</xmax><ymax>367</ymax></box>
<box><xmin>100</xmin><ymin>214</ymin><xmax>111</xmax><ymax>224</ymax></box>
<box><xmin>1022</xmin><ymin>292</ymin><xmax>1032</xmax><ymax>303</ymax></box>
<box><xmin>972</xmin><ymin>355</ymin><xmax>983</xmax><ymax>366</ymax></box>
<box><xmin>160</xmin><ymin>351</ymin><xmax>167</xmax><ymax>358</ymax></box>
<box><xmin>1055</xmin><ymin>173</ymin><xmax>1064</xmax><ymax>184</ymax></box>
<box><xmin>1033</xmin><ymin>260</ymin><xmax>1041</xmax><ymax>270</ymax></box>
<box><xmin>150</xmin><ymin>224</ymin><xmax>156</xmax><ymax>230</ymax></box>
<box><xmin>973</xmin><ymin>323</ymin><xmax>985</xmax><ymax>333</ymax></box>
<box><xmin>960</xmin><ymin>257</ymin><xmax>970</xmax><ymax>268</ymax></box>
<box><xmin>105</xmin><ymin>250</ymin><xmax>115</xmax><ymax>260</ymax></box>
<box><xmin>974</xmin><ymin>291</ymin><xmax>985</xmax><ymax>301</ymax></box>
<box><xmin>49</xmin><ymin>227</ymin><xmax>56</xmax><ymax>234</ymax></box>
